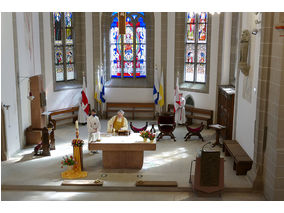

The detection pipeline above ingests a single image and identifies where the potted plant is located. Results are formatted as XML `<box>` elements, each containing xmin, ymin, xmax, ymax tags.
<box><xmin>140</xmin><ymin>130</ymin><xmax>150</xmax><ymax>142</ymax></box>
<box><xmin>148</xmin><ymin>132</ymin><xmax>156</xmax><ymax>143</ymax></box>
<box><xmin>72</xmin><ymin>139</ymin><xmax>84</xmax><ymax>147</ymax></box>
<box><xmin>61</xmin><ymin>155</ymin><xmax>76</xmax><ymax>171</ymax></box>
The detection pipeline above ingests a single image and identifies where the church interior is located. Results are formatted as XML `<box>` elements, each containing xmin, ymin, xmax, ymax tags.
<box><xmin>1</xmin><ymin>7</ymin><xmax>284</xmax><ymax>204</ymax></box>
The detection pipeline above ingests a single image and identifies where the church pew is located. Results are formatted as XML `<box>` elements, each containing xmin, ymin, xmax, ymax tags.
<box><xmin>106</xmin><ymin>102</ymin><xmax>155</xmax><ymax>119</ymax></box>
<box><xmin>223</xmin><ymin>140</ymin><xmax>253</xmax><ymax>175</ymax></box>
<box><xmin>48</xmin><ymin>106</ymin><xmax>79</xmax><ymax>129</ymax></box>
<box><xmin>168</xmin><ymin>104</ymin><xmax>213</xmax><ymax>128</ymax></box>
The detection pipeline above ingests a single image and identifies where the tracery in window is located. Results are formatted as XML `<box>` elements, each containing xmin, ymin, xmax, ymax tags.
<box><xmin>53</xmin><ymin>12</ymin><xmax>75</xmax><ymax>82</ymax></box>
<box><xmin>110</xmin><ymin>12</ymin><xmax>146</xmax><ymax>78</ymax></box>
<box><xmin>184</xmin><ymin>12</ymin><xmax>208</xmax><ymax>83</ymax></box>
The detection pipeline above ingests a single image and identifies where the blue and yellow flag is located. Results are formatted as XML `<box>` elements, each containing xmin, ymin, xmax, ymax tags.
<box><xmin>158</xmin><ymin>71</ymin><xmax>164</xmax><ymax>107</ymax></box>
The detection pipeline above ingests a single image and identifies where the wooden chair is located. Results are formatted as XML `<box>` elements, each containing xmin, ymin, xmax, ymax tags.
<box><xmin>184</xmin><ymin>122</ymin><xmax>205</xmax><ymax>142</ymax></box>
<box><xmin>157</xmin><ymin>114</ymin><xmax>176</xmax><ymax>141</ymax></box>
<box><xmin>130</xmin><ymin>122</ymin><xmax>148</xmax><ymax>133</ymax></box>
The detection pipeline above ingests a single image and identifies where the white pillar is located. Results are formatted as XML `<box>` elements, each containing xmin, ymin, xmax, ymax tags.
<box><xmin>166</xmin><ymin>12</ymin><xmax>175</xmax><ymax>107</ymax></box>
<box><xmin>220</xmin><ymin>12</ymin><xmax>232</xmax><ymax>85</ymax></box>
<box><xmin>154</xmin><ymin>12</ymin><xmax>161</xmax><ymax>73</ymax></box>
<box><xmin>85</xmin><ymin>12</ymin><xmax>94</xmax><ymax>109</ymax></box>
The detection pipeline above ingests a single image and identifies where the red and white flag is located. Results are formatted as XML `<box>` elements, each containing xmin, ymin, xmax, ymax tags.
<box><xmin>81</xmin><ymin>76</ymin><xmax>89</xmax><ymax>115</ymax></box>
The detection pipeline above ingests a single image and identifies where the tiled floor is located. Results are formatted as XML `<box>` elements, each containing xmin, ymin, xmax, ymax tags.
<box><xmin>1</xmin><ymin>120</ymin><xmax>258</xmax><ymax>200</ymax></box>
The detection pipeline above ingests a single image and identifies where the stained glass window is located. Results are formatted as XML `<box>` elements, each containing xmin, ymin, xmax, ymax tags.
<box><xmin>53</xmin><ymin>12</ymin><xmax>75</xmax><ymax>82</ymax></box>
<box><xmin>110</xmin><ymin>16</ymin><xmax>122</xmax><ymax>78</ymax></box>
<box><xmin>110</xmin><ymin>12</ymin><xmax>146</xmax><ymax>78</ymax></box>
<box><xmin>54</xmin><ymin>12</ymin><xmax>62</xmax><ymax>45</ymax></box>
<box><xmin>184</xmin><ymin>12</ymin><xmax>208</xmax><ymax>83</ymax></box>
<box><xmin>55</xmin><ymin>65</ymin><xmax>64</xmax><ymax>81</ymax></box>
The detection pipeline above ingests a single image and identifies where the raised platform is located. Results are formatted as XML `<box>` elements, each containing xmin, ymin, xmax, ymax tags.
<box><xmin>1</xmin><ymin>121</ymin><xmax>253</xmax><ymax>195</ymax></box>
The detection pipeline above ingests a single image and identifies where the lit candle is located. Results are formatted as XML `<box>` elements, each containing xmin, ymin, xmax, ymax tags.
<box><xmin>75</xmin><ymin>120</ymin><xmax>79</xmax><ymax>129</ymax></box>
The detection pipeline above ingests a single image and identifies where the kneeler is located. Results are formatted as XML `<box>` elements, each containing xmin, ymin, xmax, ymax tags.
<box><xmin>184</xmin><ymin>122</ymin><xmax>204</xmax><ymax>142</ymax></box>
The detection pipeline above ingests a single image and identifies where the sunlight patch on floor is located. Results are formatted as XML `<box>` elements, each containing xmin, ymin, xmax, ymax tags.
<box><xmin>143</xmin><ymin>147</ymin><xmax>189</xmax><ymax>170</ymax></box>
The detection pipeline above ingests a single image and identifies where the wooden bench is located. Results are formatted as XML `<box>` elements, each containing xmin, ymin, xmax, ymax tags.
<box><xmin>48</xmin><ymin>106</ymin><xmax>79</xmax><ymax>130</ymax></box>
<box><xmin>168</xmin><ymin>104</ymin><xmax>213</xmax><ymax>128</ymax></box>
<box><xmin>223</xmin><ymin>140</ymin><xmax>253</xmax><ymax>175</ymax></box>
<box><xmin>106</xmin><ymin>102</ymin><xmax>155</xmax><ymax>119</ymax></box>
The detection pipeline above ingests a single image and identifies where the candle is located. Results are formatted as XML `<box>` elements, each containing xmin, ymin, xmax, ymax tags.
<box><xmin>75</xmin><ymin>120</ymin><xmax>79</xmax><ymax>129</ymax></box>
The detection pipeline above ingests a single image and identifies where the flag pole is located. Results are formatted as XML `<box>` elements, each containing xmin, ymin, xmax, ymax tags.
<box><xmin>160</xmin><ymin>67</ymin><xmax>163</xmax><ymax>114</ymax></box>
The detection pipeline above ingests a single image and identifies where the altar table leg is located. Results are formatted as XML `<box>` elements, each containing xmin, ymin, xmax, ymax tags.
<box><xmin>102</xmin><ymin>151</ymin><xmax>144</xmax><ymax>169</ymax></box>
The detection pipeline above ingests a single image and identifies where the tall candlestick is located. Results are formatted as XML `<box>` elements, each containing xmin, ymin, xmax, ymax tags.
<box><xmin>75</xmin><ymin>120</ymin><xmax>79</xmax><ymax>129</ymax></box>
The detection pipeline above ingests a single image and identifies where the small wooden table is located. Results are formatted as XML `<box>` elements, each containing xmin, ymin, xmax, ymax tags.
<box><xmin>209</xmin><ymin>124</ymin><xmax>226</xmax><ymax>147</ymax></box>
<box><xmin>88</xmin><ymin>133</ymin><xmax>156</xmax><ymax>169</ymax></box>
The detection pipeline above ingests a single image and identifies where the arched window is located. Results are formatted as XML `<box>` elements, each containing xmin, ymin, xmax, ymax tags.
<box><xmin>53</xmin><ymin>12</ymin><xmax>75</xmax><ymax>82</ymax></box>
<box><xmin>184</xmin><ymin>12</ymin><xmax>208</xmax><ymax>83</ymax></box>
<box><xmin>110</xmin><ymin>12</ymin><xmax>146</xmax><ymax>78</ymax></box>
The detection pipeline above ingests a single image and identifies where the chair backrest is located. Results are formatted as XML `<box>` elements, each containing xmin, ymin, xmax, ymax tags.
<box><xmin>130</xmin><ymin>122</ymin><xmax>148</xmax><ymax>133</ymax></box>
<box><xmin>158</xmin><ymin>114</ymin><xmax>175</xmax><ymax>125</ymax></box>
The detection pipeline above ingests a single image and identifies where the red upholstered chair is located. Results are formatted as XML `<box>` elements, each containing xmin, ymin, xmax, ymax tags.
<box><xmin>157</xmin><ymin>114</ymin><xmax>176</xmax><ymax>141</ymax></box>
<box><xmin>184</xmin><ymin>122</ymin><xmax>204</xmax><ymax>142</ymax></box>
<box><xmin>130</xmin><ymin>122</ymin><xmax>148</xmax><ymax>133</ymax></box>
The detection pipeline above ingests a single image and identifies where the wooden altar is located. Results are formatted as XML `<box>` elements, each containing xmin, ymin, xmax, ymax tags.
<box><xmin>88</xmin><ymin>133</ymin><xmax>156</xmax><ymax>169</ymax></box>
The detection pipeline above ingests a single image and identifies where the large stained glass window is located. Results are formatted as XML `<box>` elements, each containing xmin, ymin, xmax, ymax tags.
<box><xmin>110</xmin><ymin>12</ymin><xmax>146</xmax><ymax>78</ymax></box>
<box><xmin>53</xmin><ymin>12</ymin><xmax>75</xmax><ymax>82</ymax></box>
<box><xmin>184</xmin><ymin>12</ymin><xmax>208</xmax><ymax>83</ymax></box>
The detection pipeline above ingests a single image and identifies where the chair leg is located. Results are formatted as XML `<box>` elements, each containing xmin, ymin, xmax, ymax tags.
<box><xmin>170</xmin><ymin>133</ymin><xmax>176</xmax><ymax>142</ymax></box>
<box><xmin>184</xmin><ymin>132</ymin><xmax>189</xmax><ymax>139</ymax></box>
<box><xmin>198</xmin><ymin>133</ymin><xmax>204</xmax><ymax>142</ymax></box>
<box><xmin>185</xmin><ymin>133</ymin><xmax>192</xmax><ymax>142</ymax></box>
<box><xmin>157</xmin><ymin>133</ymin><xmax>163</xmax><ymax>141</ymax></box>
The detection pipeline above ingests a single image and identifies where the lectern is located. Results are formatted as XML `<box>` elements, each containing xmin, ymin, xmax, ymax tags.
<box><xmin>190</xmin><ymin>148</ymin><xmax>224</xmax><ymax>195</ymax></box>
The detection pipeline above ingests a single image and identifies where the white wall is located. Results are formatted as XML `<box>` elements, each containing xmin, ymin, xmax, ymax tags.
<box><xmin>235</xmin><ymin>13</ymin><xmax>261</xmax><ymax>159</ymax></box>
<box><xmin>1</xmin><ymin>13</ymin><xmax>21</xmax><ymax>158</ymax></box>
<box><xmin>180</xmin><ymin>14</ymin><xmax>220</xmax><ymax>116</ymax></box>
<box><xmin>105</xmin><ymin>88</ymin><xmax>153</xmax><ymax>103</ymax></box>
<box><xmin>16</xmin><ymin>12</ymin><xmax>42</xmax><ymax>145</ymax></box>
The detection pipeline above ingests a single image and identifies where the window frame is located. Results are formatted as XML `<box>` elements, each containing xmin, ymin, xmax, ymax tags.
<box><xmin>184</xmin><ymin>12</ymin><xmax>209</xmax><ymax>84</ymax></box>
<box><xmin>53</xmin><ymin>12</ymin><xmax>76</xmax><ymax>83</ymax></box>
<box><xmin>110</xmin><ymin>12</ymin><xmax>147</xmax><ymax>79</ymax></box>
<box><xmin>51</xmin><ymin>12</ymin><xmax>87</xmax><ymax>92</ymax></box>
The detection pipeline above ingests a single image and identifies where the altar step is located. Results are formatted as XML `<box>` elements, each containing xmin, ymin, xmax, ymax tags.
<box><xmin>61</xmin><ymin>180</ymin><xmax>178</xmax><ymax>187</ymax></box>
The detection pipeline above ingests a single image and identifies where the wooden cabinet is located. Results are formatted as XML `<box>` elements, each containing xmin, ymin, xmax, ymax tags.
<box><xmin>25</xmin><ymin>75</ymin><xmax>46</xmax><ymax>145</ymax></box>
<box><xmin>217</xmin><ymin>85</ymin><xmax>235</xmax><ymax>140</ymax></box>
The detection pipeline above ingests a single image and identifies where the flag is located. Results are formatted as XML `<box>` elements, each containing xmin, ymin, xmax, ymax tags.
<box><xmin>153</xmin><ymin>66</ymin><xmax>159</xmax><ymax>104</ymax></box>
<box><xmin>100</xmin><ymin>75</ymin><xmax>106</xmax><ymax>103</ymax></box>
<box><xmin>158</xmin><ymin>71</ymin><xmax>164</xmax><ymax>107</ymax></box>
<box><xmin>94</xmin><ymin>71</ymin><xmax>101</xmax><ymax>104</ymax></box>
<box><xmin>81</xmin><ymin>76</ymin><xmax>90</xmax><ymax>115</ymax></box>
